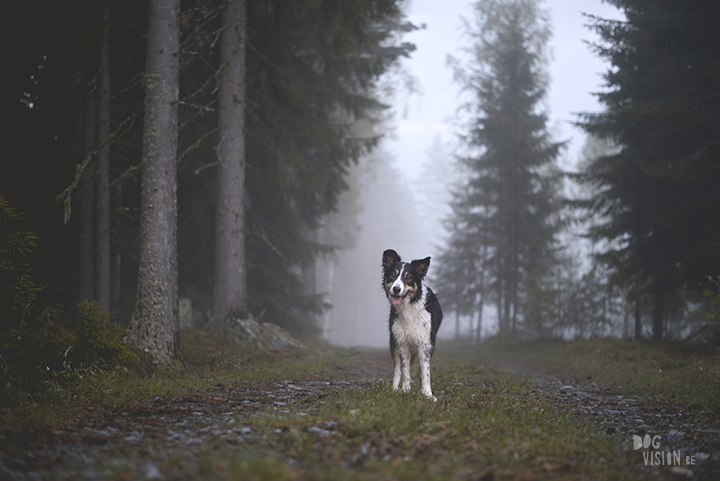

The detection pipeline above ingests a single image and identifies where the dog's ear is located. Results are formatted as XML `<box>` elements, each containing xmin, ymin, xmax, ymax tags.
<box><xmin>382</xmin><ymin>249</ymin><xmax>401</xmax><ymax>269</ymax></box>
<box><xmin>411</xmin><ymin>257</ymin><xmax>430</xmax><ymax>277</ymax></box>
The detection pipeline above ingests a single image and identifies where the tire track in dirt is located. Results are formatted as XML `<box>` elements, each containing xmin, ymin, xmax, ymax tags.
<box><xmin>0</xmin><ymin>354</ymin><xmax>385</xmax><ymax>480</ymax></box>
<box><xmin>2</xmin><ymin>350</ymin><xmax>717</xmax><ymax>480</ymax></box>
<box><xmin>494</xmin><ymin>359</ymin><xmax>720</xmax><ymax>480</ymax></box>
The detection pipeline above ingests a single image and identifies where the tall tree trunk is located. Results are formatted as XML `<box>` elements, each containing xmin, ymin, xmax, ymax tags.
<box><xmin>497</xmin><ymin>278</ymin><xmax>506</xmax><ymax>336</ymax></box>
<box><xmin>125</xmin><ymin>0</ymin><xmax>181</xmax><ymax>365</ymax></box>
<box><xmin>79</xmin><ymin>87</ymin><xmax>96</xmax><ymax>301</ymax></box>
<box><xmin>320</xmin><ymin>261</ymin><xmax>334</xmax><ymax>339</ymax></box>
<box><xmin>634</xmin><ymin>287</ymin><xmax>643</xmax><ymax>340</ymax></box>
<box><xmin>213</xmin><ymin>0</ymin><xmax>248</xmax><ymax>321</ymax></box>
<box><xmin>652</xmin><ymin>282</ymin><xmax>664</xmax><ymax>341</ymax></box>
<box><xmin>111</xmin><ymin>182</ymin><xmax>122</xmax><ymax>315</ymax></box>
<box><xmin>95</xmin><ymin>5</ymin><xmax>112</xmax><ymax>310</ymax></box>
<box><xmin>623</xmin><ymin>305</ymin><xmax>630</xmax><ymax>339</ymax></box>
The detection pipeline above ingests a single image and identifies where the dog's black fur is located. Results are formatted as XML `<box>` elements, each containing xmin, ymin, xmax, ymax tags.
<box><xmin>382</xmin><ymin>249</ymin><xmax>443</xmax><ymax>400</ymax></box>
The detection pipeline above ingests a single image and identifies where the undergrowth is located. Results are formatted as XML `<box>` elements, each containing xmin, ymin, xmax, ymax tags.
<box><xmin>0</xmin><ymin>301</ymin><xmax>138</xmax><ymax>408</ymax></box>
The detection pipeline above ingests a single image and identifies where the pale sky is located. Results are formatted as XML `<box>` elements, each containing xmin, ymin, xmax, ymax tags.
<box><xmin>385</xmin><ymin>0</ymin><xmax>624</xmax><ymax>180</ymax></box>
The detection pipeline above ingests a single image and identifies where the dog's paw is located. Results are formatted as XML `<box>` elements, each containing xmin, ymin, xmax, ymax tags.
<box><xmin>422</xmin><ymin>392</ymin><xmax>437</xmax><ymax>402</ymax></box>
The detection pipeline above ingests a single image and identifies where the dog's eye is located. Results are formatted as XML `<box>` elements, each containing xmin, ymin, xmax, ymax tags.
<box><xmin>392</xmin><ymin>270</ymin><xmax>399</xmax><ymax>278</ymax></box>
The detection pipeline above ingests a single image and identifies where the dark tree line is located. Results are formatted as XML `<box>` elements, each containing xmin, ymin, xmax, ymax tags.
<box><xmin>577</xmin><ymin>0</ymin><xmax>720</xmax><ymax>341</ymax></box>
<box><xmin>438</xmin><ymin>0</ymin><xmax>720</xmax><ymax>341</ymax></box>
<box><xmin>2</xmin><ymin>0</ymin><xmax>415</xmax><ymax>362</ymax></box>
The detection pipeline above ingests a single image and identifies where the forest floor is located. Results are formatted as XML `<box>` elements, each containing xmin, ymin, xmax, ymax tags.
<box><xmin>1</xmin><ymin>335</ymin><xmax>719</xmax><ymax>480</ymax></box>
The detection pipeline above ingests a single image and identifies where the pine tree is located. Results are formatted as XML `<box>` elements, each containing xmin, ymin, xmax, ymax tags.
<box><xmin>443</xmin><ymin>0</ymin><xmax>562</xmax><ymax>336</ymax></box>
<box><xmin>578</xmin><ymin>0</ymin><xmax>720</xmax><ymax>340</ymax></box>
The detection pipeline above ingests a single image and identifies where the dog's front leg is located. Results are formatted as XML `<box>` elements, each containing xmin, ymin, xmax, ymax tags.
<box><xmin>392</xmin><ymin>350</ymin><xmax>402</xmax><ymax>390</ymax></box>
<box><xmin>419</xmin><ymin>349</ymin><xmax>436</xmax><ymax>401</ymax></box>
<box><xmin>397</xmin><ymin>348</ymin><xmax>411</xmax><ymax>392</ymax></box>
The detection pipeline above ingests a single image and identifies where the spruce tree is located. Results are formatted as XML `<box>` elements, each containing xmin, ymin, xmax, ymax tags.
<box><xmin>578</xmin><ymin>0</ymin><xmax>720</xmax><ymax>340</ymax></box>
<box><xmin>443</xmin><ymin>0</ymin><xmax>562</xmax><ymax>336</ymax></box>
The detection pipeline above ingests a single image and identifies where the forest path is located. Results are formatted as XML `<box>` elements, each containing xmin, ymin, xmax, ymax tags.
<box><xmin>1</xmin><ymin>351</ymin><xmax>388</xmax><ymax>480</ymax></box>
<box><xmin>493</xmin><ymin>357</ymin><xmax>720</xmax><ymax>479</ymax></box>
<box><xmin>2</xmin><ymin>347</ymin><xmax>718</xmax><ymax>480</ymax></box>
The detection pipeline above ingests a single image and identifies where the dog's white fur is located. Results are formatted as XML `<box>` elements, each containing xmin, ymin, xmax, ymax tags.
<box><xmin>383</xmin><ymin>249</ymin><xmax>443</xmax><ymax>401</ymax></box>
<box><xmin>390</xmin><ymin>285</ymin><xmax>435</xmax><ymax>400</ymax></box>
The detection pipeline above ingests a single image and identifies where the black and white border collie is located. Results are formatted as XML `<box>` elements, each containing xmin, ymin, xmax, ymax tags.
<box><xmin>382</xmin><ymin>249</ymin><xmax>443</xmax><ymax>401</ymax></box>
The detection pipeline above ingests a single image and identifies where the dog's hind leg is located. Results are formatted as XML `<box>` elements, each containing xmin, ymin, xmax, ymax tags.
<box><xmin>419</xmin><ymin>348</ymin><xmax>436</xmax><ymax>401</ymax></box>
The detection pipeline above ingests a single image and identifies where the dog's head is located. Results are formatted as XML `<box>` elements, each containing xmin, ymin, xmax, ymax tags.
<box><xmin>382</xmin><ymin>249</ymin><xmax>430</xmax><ymax>306</ymax></box>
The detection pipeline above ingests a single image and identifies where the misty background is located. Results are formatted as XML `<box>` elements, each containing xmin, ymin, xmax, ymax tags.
<box><xmin>3</xmin><ymin>0</ymin><xmax>719</xmax><ymax>359</ymax></box>
<box><xmin>323</xmin><ymin>0</ymin><xmax>620</xmax><ymax>347</ymax></box>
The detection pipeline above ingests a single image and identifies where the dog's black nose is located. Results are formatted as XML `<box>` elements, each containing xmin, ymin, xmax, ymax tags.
<box><xmin>392</xmin><ymin>285</ymin><xmax>401</xmax><ymax>294</ymax></box>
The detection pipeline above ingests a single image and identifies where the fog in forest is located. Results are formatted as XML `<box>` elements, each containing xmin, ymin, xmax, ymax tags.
<box><xmin>322</xmin><ymin>140</ymin><xmax>459</xmax><ymax>347</ymax></box>
<box><xmin>4</xmin><ymin>0</ymin><xmax>718</xmax><ymax>358</ymax></box>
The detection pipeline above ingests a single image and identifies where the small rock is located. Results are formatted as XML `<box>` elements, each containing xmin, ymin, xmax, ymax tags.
<box><xmin>124</xmin><ymin>431</ymin><xmax>143</xmax><ymax>443</ymax></box>
<box><xmin>559</xmin><ymin>385</ymin><xmax>575</xmax><ymax>394</ymax></box>
<box><xmin>259</xmin><ymin>322</ymin><xmax>305</xmax><ymax>350</ymax></box>
<box><xmin>308</xmin><ymin>426</ymin><xmax>332</xmax><ymax>437</ymax></box>
<box><xmin>669</xmin><ymin>467</ymin><xmax>693</xmax><ymax>478</ymax></box>
<box><xmin>143</xmin><ymin>462</ymin><xmax>163</xmax><ymax>480</ymax></box>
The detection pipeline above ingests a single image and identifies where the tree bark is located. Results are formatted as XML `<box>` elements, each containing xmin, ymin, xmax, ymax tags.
<box><xmin>125</xmin><ymin>0</ymin><xmax>181</xmax><ymax>365</ymax></box>
<box><xmin>111</xmin><ymin>182</ymin><xmax>122</xmax><ymax>315</ymax></box>
<box><xmin>213</xmin><ymin>0</ymin><xmax>248</xmax><ymax>321</ymax></box>
<box><xmin>95</xmin><ymin>5</ymin><xmax>112</xmax><ymax>310</ymax></box>
<box><xmin>652</xmin><ymin>282</ymin><xmax>664</xmax><ymax>341</ymax></box>
<box><xmin>79</xmin><ymin>87</ymin><xmax>96</xmax><ymax>301</ymax></box>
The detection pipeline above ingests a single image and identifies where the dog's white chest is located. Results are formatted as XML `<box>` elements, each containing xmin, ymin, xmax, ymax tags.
<box><xmin>392</xmin><ymin>294</ymin><xmax>431</xmax><ymax>349</ymax></box>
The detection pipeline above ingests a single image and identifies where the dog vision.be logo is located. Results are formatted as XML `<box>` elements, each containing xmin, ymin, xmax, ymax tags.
<box><xmin>632</xmin><ymin>434</ymin><xmax>696</xmax><ymax>467</ymax></box>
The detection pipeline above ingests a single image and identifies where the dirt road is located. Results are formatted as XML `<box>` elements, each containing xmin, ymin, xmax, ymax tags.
<box><xmin>1</xmin><ymin>349</ymin><xmax>718</xmax><ymax>480</ymax></box>
<box><xmin>499</xmin><ymin>359</ymin><xmax>719</xmax><ymax>479</ymax></box>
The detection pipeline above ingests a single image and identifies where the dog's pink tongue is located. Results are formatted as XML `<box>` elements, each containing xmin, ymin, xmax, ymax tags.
<box><xmin>391</xmin><ymin>295</ymin><xmax>402</xmax><ymax>305</ymax></box>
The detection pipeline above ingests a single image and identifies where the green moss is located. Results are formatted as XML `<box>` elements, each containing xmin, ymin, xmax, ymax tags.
<box><xmin>68</xmin><ymin>300</ymin><xmax>138</xmax><ymax>368</ymax></box>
